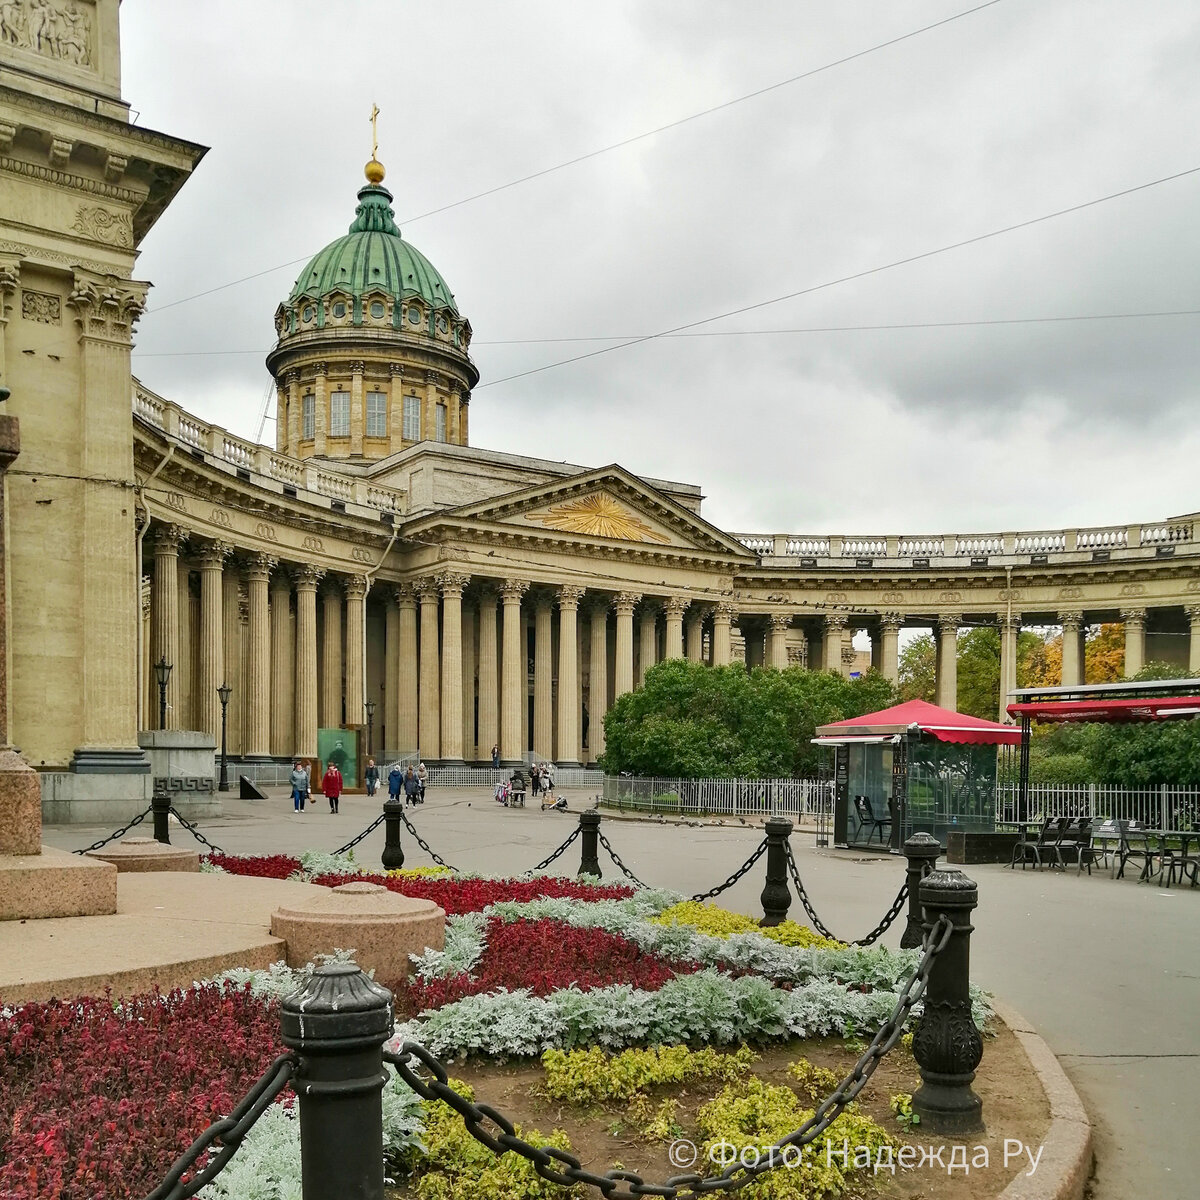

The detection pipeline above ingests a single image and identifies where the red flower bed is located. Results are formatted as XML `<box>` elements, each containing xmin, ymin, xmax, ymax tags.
<box><xmin>205</xmin><ymin>852</ymin><xmax>300</xmax><ymax>879</ymax></box>
<box><xmin>403</xmin><ymin>916</ymin><xmax>697</xmax><ymax>1010</ymax></box>
<box><xmin>0</xmin><ymin>986</ymin><xmax>283</xmax><ymax>1200</ymax></box>
<box><xmin>308</xmin><ymin>872</ymin><xmax>636</xmax><ymax>914</ymax></box>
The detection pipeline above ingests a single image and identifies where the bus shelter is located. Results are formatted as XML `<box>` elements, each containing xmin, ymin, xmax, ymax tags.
<box><xmin>815</xmin><ymin>699</ymin><xmax>1021</xmax><ymax>850</ymax></box>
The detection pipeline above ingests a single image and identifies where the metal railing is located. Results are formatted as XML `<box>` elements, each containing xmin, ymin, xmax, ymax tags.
<box><xmin>996</xmin><ymin>782</ymin><xmax>1200</xmax><ymax>831</ymax></box>
<box><xmin>426</xmin><ymin>765</ymin><xmax>604</xmax><ymax>789</ymax></box>
<box><xmin>601</xmin><ymin>774</ymin><xmax>832</xmax><ymax>819</ymax></box>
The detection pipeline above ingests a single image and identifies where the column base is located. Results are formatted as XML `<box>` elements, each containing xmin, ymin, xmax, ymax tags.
<box><xmin>435</xmin><ymin>758</ymin><xmax>465</xmax><ymax>769</ymax></box>
<box><xmin>555</xmin><ymin>760</ymin><xmax>582</xmax><ymax>769</ymax></box>
<box><xmin>71</xmin><ymin>747</ymin><xmax>151</xmax><ymax>774</ymax></box>
<box><xmin>499</xmin><ymin>759</ymin><xmax>524</xmax><ymax>770</ymax></box>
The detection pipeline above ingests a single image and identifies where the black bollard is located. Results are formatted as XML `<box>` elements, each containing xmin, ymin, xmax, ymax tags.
<box><xmin>281</xmin><ymin>963</ymin><xmax>394</xmax><ymax>1200</ymax></box>
<box><xmin>577</xmin><ymin>810</ymin><xmax>602</xmax><ymax>878</ymax></box>
<box><xmin>899</xmin><ymin>833</ymin><xmax>940</xmax><ymax>949</ymax></box>
<box><xmin>152</xmin><ymin>789</ymin><xmax>171</xmax><ymax>845</ymax></box>
<box><xmin>381</xmin><ymin>798</ymin><xmax>405</xmax><ymax>871</ymax></box>
<box><xmin>911</xmin><ymin>868</ymin><xmax>984</xmax><ymax>1134</ymax></box>
<box><xmin>759</xmin><ymin>817</ymin><xmax>793</xmax><ymax>927</ymax></box>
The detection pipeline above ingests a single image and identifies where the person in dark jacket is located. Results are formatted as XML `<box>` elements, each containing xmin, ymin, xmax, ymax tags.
<box><xmin>387</xmin><ymin>763</ymin><xmax>403</xmax><ymax>800</ymax></box>
<box><xmin>365</xmin><ymin>758</ymin><xmax>380</xmax><ymax>797</ymax></box>
<box><xmin>403</xmin><ymin>766</ymin><xmax>422</xmax><ymax>806</ymax></box>
<box><xmin>321</xmin><ymin>762</ymin><xmax>343</xmax><ymax>814</ymax></box>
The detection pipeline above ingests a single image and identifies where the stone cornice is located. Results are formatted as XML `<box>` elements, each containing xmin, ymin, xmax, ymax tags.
<box><xmin>0</xmin><ymin>152</ymin><xmax>141</xmax><ymax>205</ymax></box>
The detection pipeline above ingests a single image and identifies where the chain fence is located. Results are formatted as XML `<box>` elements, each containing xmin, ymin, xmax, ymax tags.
<box><xmin>331</xmin><ymin>811</ymin><xmax>387</xmax><ymax>857</ymax></box>
<box><xmin>400</xmin><ymin>812</ymin><xmax>457</xmax><ymax>871</ymax></box>
<box><xmin>387</xmin><ymin>914</ymin><xmax>952</xmax><ymax>1199</ymax></box>
<box><xmin>597</xmin><ymin>829</ymin><xmax>771</xmax><ymax>904</ymax></box>
<box><xmin>785</xmin><ymin>842</ymin><xmax>907</xmax><ymax>946</ymax></box>
<box><xmin>524</xmin><ymin>826</ymin><xmax>582</xmax><ymax>874</ymax></box>
<box><xmin>168</xmin><ymin>805</ymin><xmax>226</xmax><ymax>855</ymax></box>
<box><xmin>144</xmin><ymin>1052</ymin><xmax>298</xmax><ymax>1200</ymax></box>
<box><xmin>72</xmin><ymin>805</ymin><xmax>151</xmax><ymax>855</ymax></box>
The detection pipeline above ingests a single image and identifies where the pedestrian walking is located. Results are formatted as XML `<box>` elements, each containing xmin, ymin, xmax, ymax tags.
<box><xmin>365</xmin><ymin>757</ymin><xmax>380</xmax><ymax>797</ymax></box>
<box><xmin>530</xmin><ymin>763</ymin><xmax>541</xmax><ymax>799</ymax></box>
<box><xmin>387</xmin><ymin>762</ymin><xmax>403</xmax><ymax>800</ymax></box>
<box><xmin>403</xmin><ymin>765</ymin><xmax>421</xmax><ymax>807</ymax></box>
<box><xmin>290</xmin><ymin>760</ymin><xmax>308</xmax><ymax>813</ymax></box>
<box><xmin>416</xmin><ymin>760</ymin><xmax>427</xmax><ymax>803</ymax></box>
<box><xmin>321</xmin><ymin>761</ymin><xmax>343</xmax><ymax>813</ymax></box>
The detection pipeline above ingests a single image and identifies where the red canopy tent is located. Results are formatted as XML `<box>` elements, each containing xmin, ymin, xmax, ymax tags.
<box><xmin>815</xmin><ymin>698</ymin><xmax>1022</xmax><ymax>746</ymax></box>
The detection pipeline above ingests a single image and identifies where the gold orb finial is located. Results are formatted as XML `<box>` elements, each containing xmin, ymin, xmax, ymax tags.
<box><xmin>365</xmin><ymin>158</ymin><xmax>386</xmax><ymax>185</ymax></box>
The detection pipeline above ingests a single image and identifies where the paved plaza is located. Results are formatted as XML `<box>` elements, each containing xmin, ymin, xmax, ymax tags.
<box><xmin>45</xmin><ymin>786</ymin><xmax>1200</xmax><ymax>1200</ymax></box>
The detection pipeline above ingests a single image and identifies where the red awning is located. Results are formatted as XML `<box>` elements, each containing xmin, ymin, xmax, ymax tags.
<box><xmin>1007</xmin><ymin>696</ymin><xmax>1200</xmax><ymax>724</ymax></box>
<box><xmin>815</xmin><ymin>698</ymin><xmax>1022</xmax><ymax>745</ymax></box>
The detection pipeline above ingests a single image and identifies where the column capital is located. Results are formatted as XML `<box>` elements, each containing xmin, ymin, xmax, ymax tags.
<box><xmin>152</xmin><ymin>523</ymin><xmax>187</xmax><ymax>554</ymax></box>
<box><xmin>1120</xmin><ymin>608</ymin><xmax>1147</xmax><ymax>625</ymax></box>
<box><xmin>664</xmin><ymin>596</ymin><xmax>690</xmax><ymax>620</ymax></box>
<box><xmin>768</xmin><ymin>612</ymin><xmax>792</xmax><ymax>632</ymax></box>
<box><xmin>997</xmin><ymin>611</ymin><xmax>1023</xmax><ymax>631</ymax></box>
<box><xmin>389</xmin><ymin>361</ymin><xmax>405</xmax><ymax>377</ymax></box>
<box><xmin>638</xmin><ymin>597</ymin><xmax>662</xmax><ymax>617</ymax></box>
<box><xmin>67</xmin><ymin>270</ymin><xmax>148</xmax><ymax>344</ymax></box>
<box><xmin>281</xmin><ymin>369</ymin><xmax>299</xmax><ymax>388</ymax></box>
<box><xmin>937</xmin><ymin>612</ymin><xmax>961</xmax><ymax>632</ymax></box>
<box><xmin>475</xmin><ymin>581</ymin><xmax>498</xmax><ymax>603</ymax></box>
<box><xmin>196</xmin><ymin>540</ymin><xmax>233</xmax><ymax>570</ymax></box>
<box><xmin>500</xmin><ymin>578</ymin><xmax>529</xmax><ymax>603</ymax></box>
<box><xmin>438</xmin><ymin>572</ymin><xmax>470</xmax><ymax>599</ymax></box>
<box><xmin>1186</xmin><ymin>605</ymin><xmax>1200</xmax><ymax>624</ymax></box>
<box><xmin>312</xmin><ymin>360</ymin><xmax>327</xmax><ymax>377</ymax></box>
<box><xmin>557</xmin><ymin>584</ymin><xmax>586</xmax><ymax>609</ymax></box>
<box><xmin>394</xmin><ymin>583</ymin><xmax>417</xmax><ymax>609</ymax></box>
<box><xmin>319</xmin><ymin>575</ymin><xmax>344</xmax><ymax>599</ymax></box>
<box><xmin>348</xmin><ymin>359</ymin><xmax>365</xmax><ymax>375</ymax></box>
<box><xmin>614</xmin><ymin>591</ymin><xmax>642</xmax><ymax>616</ymax></box>
<box><xmin>245</xmin><ymin>553</ymin><xmax>278</xmax><ymax>583</ymax></box>
<box><xmin>713</xmin><ymin>599</ymin><xmax>735</xmax><ymax>621</ymax></box>
<box><xmin>1058</xmin><ymin>610</ymin><xmax>1083</xmax><ymax>631</ymax></box>
<box><xmin>534</xmin><ymin>589</ymin><xmax>555</xmax><ymax>613</ymax></box>
<box><xmin>823</xmin><ymin>612</ymin><xmax>847</xmax><ymax>631</ymax></box>
<box><xmin>292</xmin><ymin>563</ymin><xmax>325</xmax><ymax>591</ymax></box>
<box><xmin>269</xmin><ymin>565</ymin><xmax>292</xmax><ymax>591</ymax></box>
<box><xmin>345</xmin><ymin>573</ymin><xmax>369</xmax><ymax>600</ymax></box>
<box><xmin>586</xmin><ymin>594</ymin><xmax>611</xmax><ymax>618</ymax></box>
<box><xmin>425</xmin><ymin>369</ymin><xmax>439</xmax><ymax>386</ymax></box>
<box><xmin>880</xmin><ymin>611</ymin><xmax>905</xmax><ymax>632</ymax></box>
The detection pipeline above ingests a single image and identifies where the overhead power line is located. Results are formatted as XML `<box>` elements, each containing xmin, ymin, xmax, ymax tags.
<box><xmin>144</xmin><ymin>0</ymin><xmax>1006</xmax><ymax>316</ymax></box>
<box><xmin>129</xmin><ymin>308</ymin><xmax>1200</xmax><ymax>357</ymax></box>
<box><xmin>475</xmin><ymin>164</ymin><xmax>1200</xmax><ymax>390</ymax></box>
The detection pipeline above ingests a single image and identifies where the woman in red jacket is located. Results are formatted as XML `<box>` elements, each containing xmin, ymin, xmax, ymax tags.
<box><xmin>321</xmin><ymin>762</ymin><xmax>343</xmax><ymax>814</ymax></box>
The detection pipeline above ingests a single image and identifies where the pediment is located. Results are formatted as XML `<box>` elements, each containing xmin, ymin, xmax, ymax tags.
<box><xmin>421</xmin><ymin>465</ymin><xmax>753</xmax><ymax>558</ymax></box>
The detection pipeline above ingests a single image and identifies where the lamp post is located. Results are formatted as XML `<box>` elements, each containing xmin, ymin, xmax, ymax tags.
<box><xmin>155</xmin><ymin>657</ymin><xmax>173</xmax><ymax>730</ymax></box>
<box><xmin>364</xmin><ymin>698</ymin><xmax>375</xmax><ymax>756</ymax></box>
<box><xmin>217</xmin><ymin>681</ymin><xmax>232</xmax><ymax>792</ymax></box>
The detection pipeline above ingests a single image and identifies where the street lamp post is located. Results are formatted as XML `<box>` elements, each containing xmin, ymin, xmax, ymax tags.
<box><xmin>364</xmin><ymin>698</ymin><xmax>375</xmax><ymax>756</ymax></box>
<box><xmin>217</xmin><ymin>682</ymin><xmax>232</xmax><ymax>792</ymax></box>
<box><xmin>154</xmin><ymin>657</ymin><xmax>173</xmax><ymax>730</ymax></box>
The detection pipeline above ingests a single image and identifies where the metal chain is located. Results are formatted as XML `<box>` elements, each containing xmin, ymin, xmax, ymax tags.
<box><xmin>785</xmin><ymin>841</ymin><xmax>907</xmax><ymax>946</ymax></box>
<box><xmin>597</xmin><ymin>830</ymin><xmax>649</xmax><ymax>888</ymax></box>
<box><xmin>143</xmin><ymin>1052</ymin><xmax>298</xmax><ymax>1200</ymax></box>
<box><xmin>524</xmin><ymin>825</ymin><xmax>581</xmax><ymax>874</ymax></box>
<box><xmin>387</xmin><ymin>915</ymin><xmax>952</xmax><ymax>1199</ymax></box>
<box><xmin>167</xmin><ymin>806</ymin><xmax>226</xmax><ymax>856</ymax></box>
<box><xmin>331</xmin><ymin>811</ymin><xmax>387</xmax><ymax>857</ymax></box>
<box><xmin>400</xmin><ymin>812</ymin><xmax>457</xmax><ymax>870</ymax></box>
<box><xmin>690</xmin><ymin>838</ymin><xmax>768</xmax><ymax>903</ymax></box>
<box><xmin>73</xmin><ymin>806</ymin><xmax>151</xmax><ymax>855</ymax></box>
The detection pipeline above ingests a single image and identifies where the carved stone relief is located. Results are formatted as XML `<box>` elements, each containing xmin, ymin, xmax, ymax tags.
<box><xmin>72</xmin><ymin>205</ymin><xmax>134</xmax><ymax>249</ymax></box>
<box><xmin>0</xmin><ymin>1</ymin><xmax>94</xmax><ymax>69</ymax></box>
<box><xmin>20</xmin><ymin>289</ymin><xmax>60</xmax><ymax>323</ymax></box>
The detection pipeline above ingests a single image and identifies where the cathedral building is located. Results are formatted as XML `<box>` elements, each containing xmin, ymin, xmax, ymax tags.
<box><xmin>2</xmin><ymin>1</ymin><xmax>1198</xmax><ymax>821</ymax></box>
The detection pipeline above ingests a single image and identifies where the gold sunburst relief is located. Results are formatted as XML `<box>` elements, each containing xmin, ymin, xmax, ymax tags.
<box><xmin>525</xmin><ymin>493</ymin><xmax>671</xmax><ymax>544</ymax></box>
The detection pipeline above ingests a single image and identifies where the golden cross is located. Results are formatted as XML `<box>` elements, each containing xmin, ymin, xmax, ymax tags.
<box><xmin>369</xmin><ymin>104</ymin><xmax>380</xmax><ymax>160</ymax></box>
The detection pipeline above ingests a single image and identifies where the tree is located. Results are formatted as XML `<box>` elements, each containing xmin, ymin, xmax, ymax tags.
<box><xmin>898</xmin><ymin>634</ymin><xmax>935</xmax><ymax>702</ymax></box>
<box><xmin>955</xmin><ymin>627</ymin><xmax>1000</xmax><ymax>720</ymax></box>
<box><xmin>1086</xmin><ymin>624</ymin><xmax>1125</xmax><ymax>682</ymax></box>
<box><xmin>600</xmin><ymin>659</ymin><xmax>898</xmax><ymax>778</ymax></box>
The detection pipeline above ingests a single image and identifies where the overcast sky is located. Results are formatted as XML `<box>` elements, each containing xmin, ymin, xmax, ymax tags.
<box><xmin>122</xmin><ymin>0</ymin><xmax>1200</xmax><ymax>537</ymax></box>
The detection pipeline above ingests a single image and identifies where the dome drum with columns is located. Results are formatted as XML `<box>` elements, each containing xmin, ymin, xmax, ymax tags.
<box><xmin>266</xmin><ymin>161</ymin><xmax>476</xmax><ymax>462</ymax></box>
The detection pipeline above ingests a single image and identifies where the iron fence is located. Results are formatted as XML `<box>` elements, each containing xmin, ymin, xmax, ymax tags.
<box><xmin>996</xmin><ymin>782</ymin><xmax>1200</xmax><ymax>831</ymax></box>
<box><xmin>426</xmin><ymin>765</ymin><xmax>604</xmax><ymax>789</ymax></box>
<box><xmin>600</xmin><ymin>774</ymin><xmax>833</xmax><ymax>819</ymax></box>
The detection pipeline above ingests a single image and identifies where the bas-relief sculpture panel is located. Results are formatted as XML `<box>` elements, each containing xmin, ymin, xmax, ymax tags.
<box><xmin>0</xmin><ymin>0</ymin><xmax>93</xmax><ymax>68</ymax></box>
<box><xmin>525</xmin><ymin>492</ymin><xmax>671</xmax><ymax>544</ymax></box>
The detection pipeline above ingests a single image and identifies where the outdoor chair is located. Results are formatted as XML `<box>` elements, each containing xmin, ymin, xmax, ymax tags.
<box><xmin>1114</xmin><ymin>819</ymin><xmax>1157</xmax><ymax>882</ymax></box>
<box><xmin>1053</xmin><ymin>817</ymin><xmax>1093</xmax><ymax>872</ymax></box>
<box><xmin>1162</xmin><ymin>835</ymin><xmax>1199</xmax><ymax>889</ymax></box>
<box><xmin>853</xmin><ymin>795</ymin><xmax>891</xmax><ymax>844</ymax></box>
<box><xmin>1010</xmin><ymin>817</ymin><xmax>1066</xmax><ymax>870</ymax></box>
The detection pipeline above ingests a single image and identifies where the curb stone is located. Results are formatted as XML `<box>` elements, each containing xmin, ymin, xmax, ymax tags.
<box><xmin>992</xmin><ymin>999</ymin><xmax>1094</xmax><ymax>1200</ymax></box>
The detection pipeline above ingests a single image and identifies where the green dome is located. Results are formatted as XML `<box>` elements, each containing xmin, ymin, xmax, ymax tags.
<box><xmin>289</xmin><ymin>183</ymin><xmax>458</xmax><ymax>313</ymax></box>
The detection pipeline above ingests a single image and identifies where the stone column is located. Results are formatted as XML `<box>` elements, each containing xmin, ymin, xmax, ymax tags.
<box><xmin>284</xmin><ymin>371</ymin><xmax>300</xmax><ymax>455</ymax></box>
<box><xmin>533</xmin><ymin>593</ymin><xmax>554</xmax><ymax>760</ymax></box>
<box><xmin>637</xmin><ymin>601</ymin><xmax>659</xmax><ymax>686</ymax></box>
<box><xmin>556</xmin><ymin>586</ymin><xmax>584</xmax><ymax>765</ymax></box>
<box><xmin>396</xmin><ymin>585</ymin><xmax>418</xmax><ymax>752</ymax></box>
<box><xmin>768</xmin><ymin>613</ymin><xmax>790</xmax><ymax>670</ymax></box>
<box><xmin>1059</xmin><ymin>611</ymin><xmax>1084</xmax><ymax>687</ymax></box>
<box><xmin>222</xmin><ymin>567</ymin><xmax>243</xmax><ymax>755</ymax></box>
<box><xmin>936</xmin><ymin>614</ymin><xmax>960</xmax><ymax>710</ymax></box>
<box><xmin>416</xmin><ymin>578</ymin><xmax>441</xmax><ymax>760</ymax></box>
<box><xmin>384</xmin><ymin>593</ymin><xmax>400</xmax><ymax>755</ymax></box>
<box><xmin>244</xmin><ymin>554</ymin><xmax>275</xmax><ymax>758</ymax></box>
<box><xmin>500</xmin><ymin>580</ymin><xmax>528</xmax><ymax>764</ymax></box>
<box><xmin>293</xmin><ymin>566</ymin><xmax>323</xmax><ymax>757</ymax></box>
<box><xmin>151</xmin><ymin>525</ymin><xmax>185</xmax><ymax>729</ymax></box>
<box><xmin>349</xmin><ymin>360</ymin><xmax>365</xmax><ymax>457</ymax></box>
<box><xmin>822</xmin><ymin>614</ymin><xmax>846</xmax><ymax>673</ymax></box>
<box><xmin>312</xmin><ymin>361</ymin><xmax>328</xmax><ymax>456</ymax></box>
<box><xmin>1188</xmin><ymin>606</ymin><xmax>1200</xmax><ymax>675</ymax></box>
<box><xmin>791</xmin><ymin>629</ymin><xmax>809</xmax><ymax>671</ymax></box>
<box><xmin>388</xmin><ymin>363</ymin><xmax>404</xmax><ymax>444</ymax></box>
<box><xmin>613</xmin><ymin>592</ymin><xmax>640</xmax><ymax>696</ymax></box>
<box><xmin>1122</xmin><ymin>609</ymin><xmax>1146</xmax><ymax>678</ymax></box>
<box><xmin>880</xmin><ymin>612</ymin><xmax>903</xmax><ymax>684</ymax></box>
<box><xmin>664</xmin><ymin>597</ymin><xmax>687</xmax><ymax>661</ymax></box>
<box><xmin>197</xmin><ymin>542</ymin><xmax>230</xmax><ymax>742</ymax></box>
<box><xmin>344</xmin><ymin>575</ymin><xmax>367</xmax><ymax>726</ymax></box>
<box><xmin>140</xmin><ymin>577</ymin><xmax>151</xmax><ymax>730</ymax></box>
<box><xmin>477</xmin><ymin>587</ymin><xmax>499</xmax><ymax>764</ymax></box>
<box><xmin>461</xmin><ymin>596</ymin><xmax>476</xmax><ymax>763</ymax></box>
<box><xmin>685</xmin><ymin>607</ymin><xmax>705</xmax><ymax>662</ymax></box>
<box><xmin>270</xmin><ymin>570</ymin><xmax>294</xmax><ymax>756</ymax></box>
<box><xmin>177</xmin><ymin>559</ymin><xmax>194</xmax><ymax>730</ymax></box>
<box><xmin>320</xmin><ymin>579</ymin><xmax>343</xmax><ymax>728</ymax></box>
<box><xmin>439</xmin><ymin>573</ymin><xmax>468</xmax><ymax>764</ymax></box>
<box><xmin>588</xmin><ymin>599</ymin><xmax>609</xmax><ymax>764</ymax></box>
<box><xmin>711</xmin><ymin>601</ymin><xmax>734</xmax><ymax>666</ymax></box>
<box><xmin>998</xmin><ymin>612</ymin><xmax>1021</xmax><ymax>722</ymax></box>
<box><xmin>424</xmin><ymin>369</ymin><xmax>439</xmax><ymax>441</ymax></box>
<box><xmin>449</xmin><ymin>384</ymin><xmax>462</xmax><ymax>443</ymax></box>
<box><xmin>460</xmin><ymin>393</ymin><xmax>470</xmax><ymax>443</ymax></box>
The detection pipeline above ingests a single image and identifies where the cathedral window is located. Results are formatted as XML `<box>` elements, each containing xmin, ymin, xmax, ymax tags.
<box><xmin>302</xmin><ymin>394</ymin><xmax>315</xmax><ymax>440</ymax></box>
<box><xmin>403</xmin><ymin>395</ymin><xmax>420</xmax><ymax>440</ymax></box>
<box><xmin>332</xmin><ymin>301</ymin><xmax>347</xmax><ymax>319</ymax></box>
<box><xmin>329</xmin><ymin>391</ymin><xmax>350</xmax><ymax>437</ymax></box>
<box><xmin>370</xmin><ymin>300</ymin><xmax>386</xmax><ymax>319</ymax></box>
<box><xmin>436</xmin><ymin>402</ymin><xmax>447</xmax><ymax>443</ymax></box>
<box><xmin>366</xmin><ymin>391</ymin><xmax>387</xmax><ymax>437</ymax></box>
